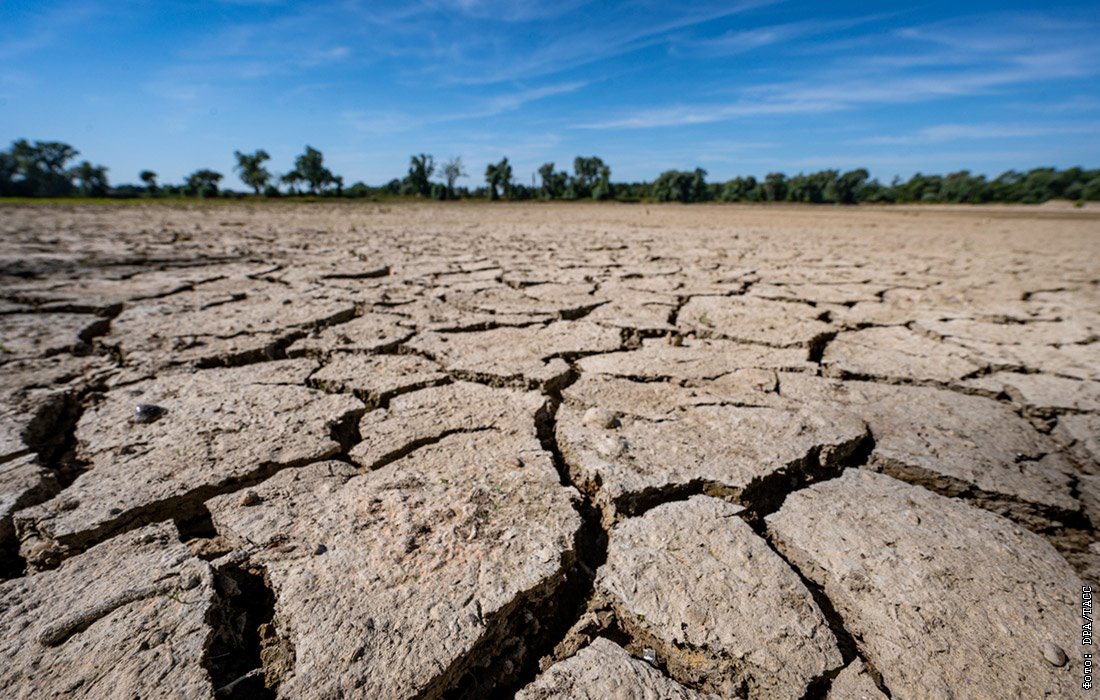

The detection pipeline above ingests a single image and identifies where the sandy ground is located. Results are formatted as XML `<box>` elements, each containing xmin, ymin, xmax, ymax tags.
<box><xmin>0</xmin><ymin>201</ymin><xmax>1097</xmax><ymax>699</ymax></box>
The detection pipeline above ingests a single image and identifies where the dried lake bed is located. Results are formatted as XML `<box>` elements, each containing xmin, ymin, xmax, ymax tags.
<box><xmin>1</xmin><ymin>201</ymin><xmax>1098</xmax><ymax>698</ymax></box>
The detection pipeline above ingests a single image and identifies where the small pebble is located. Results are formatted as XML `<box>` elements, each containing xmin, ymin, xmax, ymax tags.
<box><xmin>583</xmin><ymin>407</ymin><xmax>618</xmax><ymax>430</ymax></box>
<box><xmin>642</xmin><ymin>647</ymin><xmax>657</xmax><ymax>666</ymax></box>
<box><xmin>132</xmin><ymin>403</ymin><xmax>166</xmax><ymax>424</ymax></box>
<box><xmin>314</xmin><ymin>544</ymin><xmax>328</xmax><ymax>556</ymax></box>
<box><xmin>239</xmin><ymin>490</ymin><xmax>262</xmax><ymax>507</ymax></box>
<box><xmin>1042</xmin><ymin>641</ymin><xmax>1068</xmax><ymax>667</ymax></box>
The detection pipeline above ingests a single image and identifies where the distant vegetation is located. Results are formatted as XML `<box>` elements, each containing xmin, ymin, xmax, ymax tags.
<box><xmin>2</xmin><ymin>138</ymin><xmax>1099</xmax><ymax>204</ymax></box>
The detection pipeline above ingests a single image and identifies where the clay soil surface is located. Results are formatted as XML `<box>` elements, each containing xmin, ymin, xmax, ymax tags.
<box><xmin>1</xmin><ymin>201</ymin><xmax>1098</xmax><ymax>699</ymax></box>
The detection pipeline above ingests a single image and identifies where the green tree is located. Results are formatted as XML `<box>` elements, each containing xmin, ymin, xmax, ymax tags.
<box><xmin>233</xmin><ymin>149</ymin><xmax>272</xmax><ymax>195</ymax></box>
<box><xmin>537</xmin><ymin>162</ymin><xmax>568</xmax><ymax>199</ymax></box>
<box><xmin>345</xmin><ymin>181</ymin><xmax>371</xmax><ymax>198</ymax></box>
<box><xmin>1018</xmin><ymin>168</ymin><xmax>1057</xmax><ymax>203</ymax></box>
<box><xmin>592</xmin><ymin>162</ymin><xmax>613</xmax><ymax>200</ymax></box>
<box><xmin>292</xmin><ymin>146</ymin><xmax>337</xmax><ymax>194</ymax></box>
<box><xmin>403</xmin><ymin>153</ymin><xmax>435</xmax><ymax>197</ymax></box>
<box><xmin>569</xmin><ymin>156</ymin><xmax>610</xmax><ymax>199</ymax></box>
<box><xmin>786</xmin><ymin>171</ymin><xmax>835</xmax><ymax>203</ymax></box>
<box><xmin>71</xmin><ymin>161</ymin><xmax>110</xmax><ymax>197</ymax></box>
<box><xmin>814</xmin><ymin>170</ymin><xmax>840</xmax><ymax>203</ymax></box>
<box><xmin>442</xmin><ymin>157</ymin><xmax>467</xmax><ymax>199</ymax></box>
<box><xmin>860</xmin><ymin>179</ymin><xmax>895</xmax><ymax>203</ymax></box>
<box><xmin>10</xmin><ymin>139</ymin><xmax>79</xmax><ymax>196</ymax></box>
<box><xmin>485</xmin><ymin>162</ymin><xmax>500</xmax><ymax>200</ymax></box>
<box><xmin>1081</xmin><ymin>175</ymin><xmax>1100</xmax><ymax>201</ymax></box>
<box><xmin>785</xmin><ymin>174</ymin><xmax>811</xmax><ymax>202</ymax></box>
<box><xmin>139</xmin><ymin>170</ymin><xmax>158</xmax><ymax>195</ymax></box>
<box><xmin>763</xmin><ymin>172</ymin><xmax>787</xmax><ymax>202</ymax></box>
<box><xmin>939</xmin><ymin>170</ymin><xmax>987</xmax><ymax>203</ymax></box>
<box><xmin>509</xmin><ymin>183</ymin><xmax>534</xmax><ymax>200</ymax></box>
<box><xmin>280</xmin><ymin>171</ymin><xmax>302</xmax><ymax>195</ymax></box>
<box><xmin>1055</xmin><ymin>167</ymin><xmax>1084</xmax><ymax>200</ymax></box>
<box><xmin>652</xmin><ymin>168</ymin><xmax>708</xmax><ymax>203</ymax></box>
<box><xmin>0</xmin><ymin>150</ymin><xmax>16</xmax><ymax>196</ymax></box>
<box><xmin>897</xmin><ymin>173</ymin><xmax>943</xmax><ymax>202</ymax></box>
<box><xmin>830</xmin><ymin>168</ymin><xmax>869</xmax><ymax>204</ymax></box>
<box><xmin>485</xmin><ymin>157</ymin><xmax>513</xmax><ymax>200</ymax></box>
<box><xmin>185</xmin><ymin>169</ymin><xmax>223</xmax><ymax>198</ymax></box>
<box><xmin>720</xmin><ymin>176</ymin><xmax>758</xmax><ymax>202</ymax></box>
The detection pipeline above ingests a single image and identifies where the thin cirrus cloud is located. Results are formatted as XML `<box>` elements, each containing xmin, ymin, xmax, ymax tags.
<box><xmin>679</xmin><ymin>12</ymin><xmax>895</xmax><ymax>57</ymax></box>
<box><xmin>421</xmin><ymin>0</ymin><xmax>591</xmax><ymax>22</ymax></box>
<box><xmin>420</xmin><ymin>0</ymin><xmax>786</xmax><ymax>85</ymax></box>
<box><xmin>856</xmin><ymin>123</ymin><xmax>1100</xmax><ymax>146</ymax></box>
<box><xmin>142</xmin><ymin>81</ymin><xmax>208</xmax><ymax>103</ymax></box>
<box><xmin>895</xmin><ymin>12</ymin><xmax>1100</xmax><ymax>53</ymax></box>
<box><xmin>217</xmin><ymin>0</ymin><xmax>285</xmax><ymax>5</ymax></box>
<box><xmin>578</xmin><ymin>99</ymin><xmax>839</xmax><ymax>130</ymax></box>
<box><xmin>342</xmin><ymin>81</ymin><xmax>588</xmax><ymax>134</ymax></box>
<box><xmin>0</xmin><ymin>0</ymin><xmax>103</xmax><ymax>59</ymax></box>
<box><xmin>147</xmin><ymin>1</ymin><xmax>779</xmax><ymax>91</ymax></box>
<box><xmin>579</xmin><ymin>13</ymin><xmax>1100</xmax><ymax>131</ymax></box>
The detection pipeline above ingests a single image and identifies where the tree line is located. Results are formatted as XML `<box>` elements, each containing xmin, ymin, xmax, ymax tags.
<box><xmin>2</xmin><ymin>138</ymin><xmax>1098</xmax><ymax>204</ymax></box>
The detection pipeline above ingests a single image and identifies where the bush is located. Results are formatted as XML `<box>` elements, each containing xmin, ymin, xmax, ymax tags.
<box><xmin>652</xmin><ymin>169</ymin><xmax>708</xmax><ymax>203</ymax></box>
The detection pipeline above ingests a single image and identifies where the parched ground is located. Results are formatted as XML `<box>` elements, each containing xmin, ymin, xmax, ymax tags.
<box><xmin>1</xmin><ymin>201</ymin><xmax>1097</xmax><ymax>699</ymax></box>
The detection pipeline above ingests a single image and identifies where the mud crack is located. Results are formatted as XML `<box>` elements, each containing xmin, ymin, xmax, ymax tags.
<box><xmin>204</xmin><ymin>559</ymin><xmax>286</xmax><ymax>699</ymax></box>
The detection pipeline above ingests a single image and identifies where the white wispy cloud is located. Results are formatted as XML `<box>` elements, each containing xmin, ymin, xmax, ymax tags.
<box><xmin>0</xmin><ymin>0</ymin><xmax>103</xmax><ymax>59</ymax></box>
<box><xmin>340</xmin><ymin>110</ymin><xmax>421</xmax><ymax>136</ymax></box>
<box><xmin>579</xmin><ymin>98</ymin><xmax>840</xmax><ymax>129</ymax></box>
<box><xmin>579</xmin><ymin>11</ymin><xmax>1100</xmax><ymax>130</ymax></box>
<box><xmin>299</xmin><ymin>45</ymin><xmax>352</xmax><ymax>66</ymax></box>
<box><xmin>855</xmin><ymin>122</ymin><xmax>1100</xmax><ymax>145</ymax></box>
<box><xmin>479</xmin><ymin>81</ymin><xmax>588</xmax><ymax>114</ymax></box>
<box><xmin>896</xmin><ymin>13</ymin><xmax>1099</xmax><ymax>54</ymax></box>
<box><xmin>142</xmin><ymin>81</ymin><xmax>208</xmax><ymax>102</ymax></box>
<box><xmin>0</xmin><ymin>69</ymin><xmax>33</xmax><ymax>87</ymax></box>
<box><xmin>149</xmin><ymin>0</ymin><xmax>785</xmax><ymax>92</ymax></box>
<box><xmin>1010</xmin><ymin>95</ymin><xmax>1100</xmax><ymax>114</ymax></box>
<box><xmin>429</xmin><ymin>0</ymin><xmax>786</xmax><ymax>85</ymax></box>
<box><xmin>681</xmin><ymin>13</ymin><xmax>894</xmax><ymax>57</ymax></box>
<box><xmin>342</xmin><ymin>80</ymin><xmax>588</xmax><ymax>134</ymax></box>
<box><xmin>166</xmin><ymin>6</ymin><xmax>356</xmax><ymax>83</ymax></box>
<box><xmin>422</xmin><ymin>0</ymin><xmax>591</xmax><ymax>22</ymax></box>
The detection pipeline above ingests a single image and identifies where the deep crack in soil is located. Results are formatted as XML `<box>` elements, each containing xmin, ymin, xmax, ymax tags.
<box><xmin>204</xmin><ymin>560</ymin><xmax>285</xmax><ymax>699</ymax></box>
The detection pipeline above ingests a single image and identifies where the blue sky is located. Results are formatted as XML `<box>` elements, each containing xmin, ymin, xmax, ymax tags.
<box><xmin>1</xmin><ymin>0</ymin><xmax>1098</xmax><ymax>188</ymax></box>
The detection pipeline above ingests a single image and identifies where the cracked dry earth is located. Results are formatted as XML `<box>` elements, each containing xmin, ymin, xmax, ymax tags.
<box><xmin>0</xmin><ymin>202</ymin><xmax>1097</xmax><ymax>700</ymax></box>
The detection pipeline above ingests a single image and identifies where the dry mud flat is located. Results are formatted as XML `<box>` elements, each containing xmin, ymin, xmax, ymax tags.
<box><xmin>0</xmin><ymin>201</ymin><xmax>1098</xmax><ymax>699</ymax></box>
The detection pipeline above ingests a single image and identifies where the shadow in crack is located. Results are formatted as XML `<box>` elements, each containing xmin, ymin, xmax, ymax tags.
<box><xmin>204</xmin><ymin>562</ymin><xmax>290</xmax><ymax>699</ymax></box>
